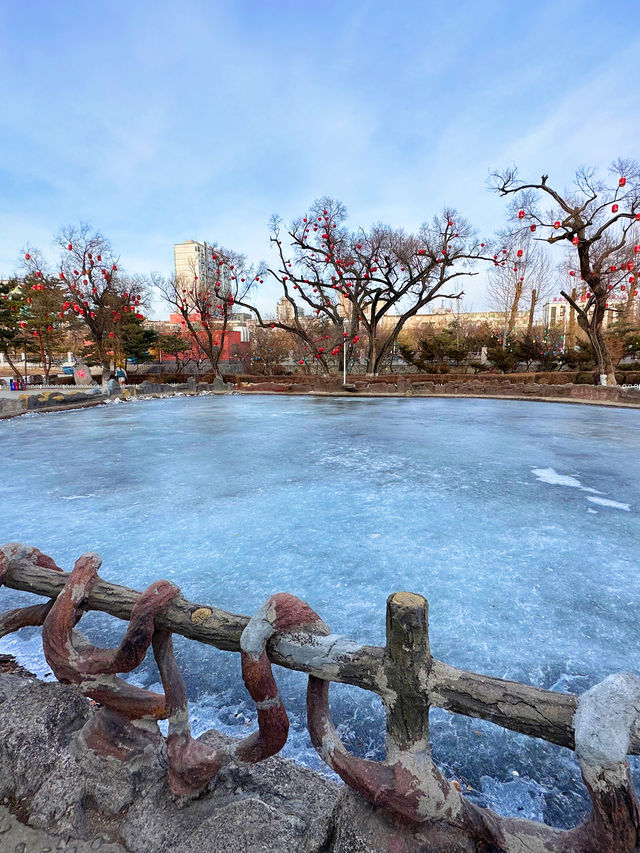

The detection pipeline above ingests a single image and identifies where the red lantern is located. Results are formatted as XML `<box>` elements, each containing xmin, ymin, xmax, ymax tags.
<box><xmin>553</xmin><ymin>221</ymin><xmax>560</xmax><ymax>229</ymax></box>
<box><xmin>569</xmin><ymin>271</ymin><xmax>575</xmax><ymax>276</ymax></box>
<box><xmin>627</xmin><ymin>262</ymin><xmax>634</xmax><ymax>271</ymax></box>
<box><xmin>530</xmin><ymin>225</ymin><xmax>536</xmax><ymax>232</ymax></box>
<box><xmin>109</xmin><ymin>332</ymin><xmax>115</xmax><ymax>338</ymax></box>
<box><xmin>636</xmin><ymin>214</ymin><xmax>640</xmax><ymax>221</ymax></box>
<box><xmin>612</xmin><ymin>204</ymin><xmax>619</xmax><ymax>213</ymax></box>
<box><xmin>517</xmin><ymin>249</ymin><xmax>523</xmax><ymax>257</ymax></box>
<box><xmin>635</xmin><ymin>246</ymin><xmax>640</xmax><ymax>253</ymax></box>
<box><xmin>572</xmin><ymin>236</ymin><xmax>579</xmax><ymax>245</ymax></box>
<box><xmin>67</xmin><ymin>244</ymin><xmax>72</xmax><ymax>250</ymax></box>
<box><xmin>24</xmin><ymin>253</ymin><xmax>30</xmax><ymax>260</ymax></box>
<box><xmin>518</xmin><ymin>210</ymin><xmax>525</xmax><ymax>219</ymax></box>
<box><xmin>298</xmin><ymin>359</ymin><xmax>304</xmax><ymax>364</ymax></box>
<box><xmin>619</xmin><ymin>177</ymin><xmax>626</xmax><ymax>187</ymax></box>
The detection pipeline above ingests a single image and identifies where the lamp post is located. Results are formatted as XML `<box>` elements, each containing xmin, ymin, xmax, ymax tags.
<box><xmin>342</xmin><ymin>316</ymin><xmax>348</xmax><ymax>385</ymax></box>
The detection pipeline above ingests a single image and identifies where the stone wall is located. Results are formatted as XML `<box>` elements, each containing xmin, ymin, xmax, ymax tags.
<box><xmin>0</xmin><ymin>389</ymin><xmax>105</xmax><ymax>419</ymax></box>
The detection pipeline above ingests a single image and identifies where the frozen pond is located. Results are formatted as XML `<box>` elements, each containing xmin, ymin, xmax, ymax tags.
<box><xmin>1</xmin><ymin>395</ymin><xmax>639</xmax><ymax>827</ymax></box>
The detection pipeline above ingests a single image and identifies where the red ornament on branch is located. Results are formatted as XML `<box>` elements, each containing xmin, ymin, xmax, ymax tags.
<box><xmin>619</xmin><ymin>177</ymin><xmax>626</xmax><ymax>187</ymax></box>
<box><xmin>612</xmin><ymin>204</ymin><xmax>619</xmax><ymax>213</ymax></box>
<box><xmin>518</xmin><ymin>210</ymin><xmax>525</xmax><ymax>219</ymax></box>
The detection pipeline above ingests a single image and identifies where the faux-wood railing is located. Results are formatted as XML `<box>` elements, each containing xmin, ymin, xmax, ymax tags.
<box><xmin>1</xmin><ymin>542</ymin><xmax>639</xmax><ymax>852</ymax></box>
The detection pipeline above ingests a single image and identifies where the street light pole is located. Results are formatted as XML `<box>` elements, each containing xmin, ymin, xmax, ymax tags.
<box><xmin>342</xmin><ymin>317</ymin><xmax>347</xmax><ymax>385</ymax></box>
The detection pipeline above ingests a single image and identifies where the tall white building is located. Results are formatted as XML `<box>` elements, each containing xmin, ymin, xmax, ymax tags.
<box><xmin>276</xmin><ymin>297</ymin><xmax>296</xmax><ymax>323</ymax></box>
<box><xmin>173</xmin><ymin>241</ymin><xmax>231</xmax><ymax>292</ymax></box>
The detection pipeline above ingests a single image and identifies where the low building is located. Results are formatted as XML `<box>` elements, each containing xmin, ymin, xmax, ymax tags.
<box><xmin>544</xmin><ymin>289</ymin><xmax>640</xmax><ymax>331</ymax></box>
<box><xmin>378</xmin><ymin>308</ymin><xmax>530</xmax><ymax>335</ymax></box>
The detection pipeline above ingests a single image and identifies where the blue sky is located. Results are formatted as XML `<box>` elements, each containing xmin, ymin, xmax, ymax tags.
<box><xmin>1</xmin><ymin>0</ymin><xmax>638</xmax><ymax>316</ymax></box>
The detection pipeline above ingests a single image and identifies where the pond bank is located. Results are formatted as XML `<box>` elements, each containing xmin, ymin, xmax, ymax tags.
<box><xmin>2</xmin><ymin>377</ymin><xmax>640</xmax><ymax>420</ymax></box>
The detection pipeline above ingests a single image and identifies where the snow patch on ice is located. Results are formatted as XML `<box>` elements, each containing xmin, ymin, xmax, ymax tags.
<box><xmin>531</xmin><ymin>468</ymin><xmax>600</xmax><ymax>493</ymax></box>
<box><xmin>586</xmin><ymin>496</ymin><xmax>631</xmax><ymax>512</ymax></box>
<box><xmin>60</xmin><ymin>494</ymin><xmax>98</xmax><ymax>501</ymax></box>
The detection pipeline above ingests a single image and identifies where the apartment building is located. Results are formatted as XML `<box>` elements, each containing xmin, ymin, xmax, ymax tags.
<box><xmin>173</xmin><ymin>240</ymin><xmax>232</xmax><ymax>291</ymax></box>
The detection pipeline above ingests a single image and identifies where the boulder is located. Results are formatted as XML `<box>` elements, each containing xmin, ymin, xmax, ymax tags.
<box><xmin>0</xmin><ymin>671</ymin><xmax>339</xmax><ymax>853</ymax></box>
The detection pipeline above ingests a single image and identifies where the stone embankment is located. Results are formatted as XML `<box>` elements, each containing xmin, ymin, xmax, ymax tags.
<box><xmin>0</xmin><ymin>377</ymin><xmax>233</xmax><ymax>419</ymax></box>
<box><xmin>236</xmin><ymin>375</ymin><xmax>640</xmax><ymax>407</ymax></box>
<box><xmin>2</xmin><ymin>374</ymin><xmax>640</xmax><ymax>420</ymax></box>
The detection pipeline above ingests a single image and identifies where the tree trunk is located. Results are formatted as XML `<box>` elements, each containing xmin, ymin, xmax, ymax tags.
<box><xmin>508</xmin><ymin>282</ymin><xmax>523</xmax><ymax>335</ymax></box>
<box><xmin>526</xmin><ymin>288</ymin><xmax>537</xmax><ymax>337</ymax></box>
<box><xmin>2</xmin><ymin>350</ymin><xmax>23</xmax><ymax>383</ymax></box>
<box><xmin>567</xmin><ymin>288</ymin><xmax>577</xmax><ymax>350</ymax></box>
<box><xmin>578</xmin><ymin>301</ymin><xmax>617</xmax><ymax>386</ymax></box>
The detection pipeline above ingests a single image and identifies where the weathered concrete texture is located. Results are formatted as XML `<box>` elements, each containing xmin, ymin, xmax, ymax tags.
<box><xmin>320</xmin><ymin>788</ymin><xmax>481</xmax><ymax>853</ymax></box>
<box><xmin>0</xmin><ymin>672</ymin><xmax>338</xmax><ymax>853</ymax></box>
<box><xmin>0</xmin><ymin>805</ymin><xmax>128</xmax><ymax>853</ymax></box>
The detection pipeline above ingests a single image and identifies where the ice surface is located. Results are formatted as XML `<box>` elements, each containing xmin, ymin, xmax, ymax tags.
<box><xmin>1</xmin><ymin>396</ymin><xmax>640</xmax><ymax>827</ymax></box>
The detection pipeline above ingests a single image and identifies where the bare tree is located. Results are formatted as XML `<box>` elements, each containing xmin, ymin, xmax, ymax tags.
<box><xmin>154</xmin><ymin>244</ymin><xmax>260</xmax><ymax>378</ymax></box>
<box><xmin>238</xmin><ymin>198</ymin><xmax>489</xmax><ymax>376</ymax></box>
<box><xmin>490</xmin><ymin>161</ymin><xmax>640</xmax><ymax>385</ymax></box>
<box><xmin>488</xmin><ymin>232</ymin><xmax>556</xmax><ymax>340</ymax></box>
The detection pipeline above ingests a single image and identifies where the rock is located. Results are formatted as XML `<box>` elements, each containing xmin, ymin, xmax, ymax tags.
<box><xmin>0</xmin><ymin>805</ymin><xmax>128</xmax><ymax>853</ymax></box>
<box><xmin>0</xmin><ymin>678</ymin><xmax>91</xmax><ymax>802</ymax></box>
<box><xmin>211</xmin><ymin>376</ymin><xmax>232</xmax><ymax>391</ymax></box>
<box><xmin>106</xmin><ymin>379</ymin><xmax>121</xmax><ymax>396</ymax></box>
<box><xmin>0</xmin><ymin>673</ymin><xmax>339</xmax><ymax>852</ymax></box>
<box><xmin>73</xmin><ymin>360</ymin><xmax>97</xmax><ymax>387</ymax></box>
<box><xmin>324</xmin><ymin>787</ymin><xmax>477</xmax><ymax>853</ymax></box>
<box><xmin>187</xmin><ymin>377</ymin><xmax>197</xmax><ymax>391</ymax></box>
